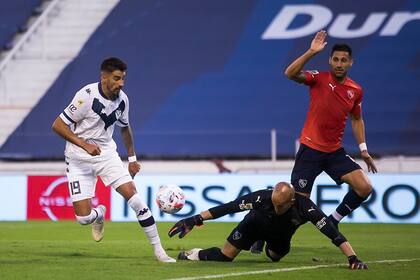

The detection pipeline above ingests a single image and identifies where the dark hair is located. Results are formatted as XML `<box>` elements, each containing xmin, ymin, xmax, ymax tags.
<box><xmin>331</xmin><ymin>44</ymin><xmax>352</xmax><ymax>57</ymax></box>
<box><xmin>100</xmin><ymin>57</ymin><xmax>127</xmax><ymax>72</ymax></box>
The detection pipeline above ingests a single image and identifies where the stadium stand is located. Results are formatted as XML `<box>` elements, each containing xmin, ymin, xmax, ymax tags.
<box><xmin>0</xmin><ymin>0</ymin><xmax>41</xmax><ymax>50</ymax></box>
<box><xmin>0</xmin><ymin>0</ymin><xmax>419</xmax><ymax>159</ymax></box>
<box><xmin>0</xmin><ymin>0</ymin><xmax>119</xmax><ymax>153</ymax></box>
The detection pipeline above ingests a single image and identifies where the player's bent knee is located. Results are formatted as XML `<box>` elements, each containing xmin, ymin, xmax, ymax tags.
<box><xmin>358</xmin><ymin>183</ymin><xmax>373</xmax><ymax>198</ymax></box>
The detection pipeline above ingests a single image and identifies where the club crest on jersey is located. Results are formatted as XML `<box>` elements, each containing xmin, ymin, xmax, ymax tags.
<box><xmin>347</xmin><ymin>89</ymin><xmax>355</xmax><ymax>99</ymax></box>
<box><xmin>298</xmin><ymin>179</ymin><xmax>307</xmax><ymax>189</ymax></box>
<box><xmin>115</xmin><ymin>109</ymin><xmax>122</xmax><ymax>119</ymax></box>
<box><xmin>232</xmin><ymin>230</ymin><xmax>242</xmax><ymax>240</ymax></box>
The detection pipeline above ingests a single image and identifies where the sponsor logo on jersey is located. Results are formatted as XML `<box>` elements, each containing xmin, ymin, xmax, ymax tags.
<box><xmin>239</xmin><ymin>200</ymin><xmax>253</xmax><ymax>210</ymax></box>
<box><xmin>68</xmin><ymin>104</ymin><xmax>77</xmax><ymax>112</ymax></box>
<box><xmin>329</xmin><ymin>83</ymin><xmax>336</xmax><ymax>92</ymax></box>
<box><xmin>316</xmin><ymin>217</ymin><xmax>327</xmax><ymax>229</ymax></box>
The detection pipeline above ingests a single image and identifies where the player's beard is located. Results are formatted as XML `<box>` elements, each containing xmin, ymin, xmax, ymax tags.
<box><xmin>108</xmin><ymin>84</ymin><xmax>121</xmax><ymax>100</ymax></box>
<box><xmin>111</xmin><ymin>87</ymin><xmax>121</xmax><ymax>98</ymax></box>
<box><xmin>333</xmin><ymin>68</ymin><xmax>346</xmax><ymax>79</ymax></box>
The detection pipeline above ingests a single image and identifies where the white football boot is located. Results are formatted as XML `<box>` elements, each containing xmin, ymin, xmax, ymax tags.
<box><xmin>178</xmin><ymin>248</ymin><xmax>203</xmax><ymax>261</ymax></box>
<box><xmin>154</xmin><ymin>245</ymin><xmax>176</xmax><ymax>263</ymax></box>
<box><xmin>92</xmin><ymin>205</ymin><xmax>106</xmax><ymax>242</ymax></box>
<box><xmin>156</xmin><ymin>253</ymin><xmax>177</xmax><ymax>263</ymax></box>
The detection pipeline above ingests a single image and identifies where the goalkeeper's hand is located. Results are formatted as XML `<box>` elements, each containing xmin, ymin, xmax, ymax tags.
<box><xmin>348</xmin><ymin>255</ymin><xmax>368</xmax><ymax>270</ymax></box>
<box><xmin>168</xmin><ymin>214</ymin><xmax>204</xmax><ymax>238</ymax></box>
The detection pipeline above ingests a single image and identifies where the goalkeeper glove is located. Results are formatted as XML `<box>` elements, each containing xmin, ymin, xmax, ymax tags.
<box><xmin>348</xmin><ymin>255</ymin><xmax>368</xmax><ymax>270</ymax></box>
<box><xmin>168</xmin><ymin>214</ymin><xmax>204</xmax><ymax>238</ymax></box>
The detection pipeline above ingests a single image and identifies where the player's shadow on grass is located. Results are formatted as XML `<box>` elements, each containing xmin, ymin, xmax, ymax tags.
<box><xmin>39</xmin><ymin>252</ymin><xmax>132</xmax><ymax>259</ymax></box>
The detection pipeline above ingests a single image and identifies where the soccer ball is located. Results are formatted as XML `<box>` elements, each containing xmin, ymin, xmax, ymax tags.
<box><xmin>156</xmin><ymin>184</ymin><xmax>185</xmax><ymax>214</ymax></box>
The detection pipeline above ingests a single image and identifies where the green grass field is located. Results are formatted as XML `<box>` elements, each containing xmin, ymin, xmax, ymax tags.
<box><xmin>0</xmin><ymin>221</ymin><xmax>419</xmax><ymax>280</ymax></box>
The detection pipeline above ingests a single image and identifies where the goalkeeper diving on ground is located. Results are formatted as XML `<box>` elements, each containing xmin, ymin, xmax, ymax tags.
<box><xmin>168</xmin><ymin>182</ymin><xmax>368</xmax><ymax>269</ymax></box>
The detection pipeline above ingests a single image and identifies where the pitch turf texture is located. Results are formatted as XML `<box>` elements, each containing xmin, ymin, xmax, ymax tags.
<box><xmin>0</xmin><ymin>222</ymin><xmax>419</xmax><ymax>280</ymax></box>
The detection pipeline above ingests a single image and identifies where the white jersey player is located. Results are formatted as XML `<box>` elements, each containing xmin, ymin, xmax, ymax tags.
<box><xmin>52</xmin><ymin>57</ymin><xmax>175</xmax><ymax>262</ymax></box>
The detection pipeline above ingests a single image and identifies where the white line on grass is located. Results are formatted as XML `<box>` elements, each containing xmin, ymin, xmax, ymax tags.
<box><xmin>167</xmin><ymin>258</ymin><xmax>420</xmax><ymax>280</ymax></box>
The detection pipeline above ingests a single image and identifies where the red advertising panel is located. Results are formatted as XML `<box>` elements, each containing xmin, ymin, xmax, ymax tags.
<box><xmin>27</xmin><ymin>176</ymin><xmax>110</xmax><ymax>221</ymax></box>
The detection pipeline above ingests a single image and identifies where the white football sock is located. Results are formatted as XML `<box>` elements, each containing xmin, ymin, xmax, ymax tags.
<box><xmin>331</xmin><ymin>211</ymin><xmax>343</xmax><ymax>222</ymax></box>
<box><xmin>128</xmin><ymin>193</ymin><xmax>162</xmax><ymax>248</ymax></box>
<box><xmin>75</xmin><ymin>207</ymin><xmax>103</xmax><ymax>225</ymax></box>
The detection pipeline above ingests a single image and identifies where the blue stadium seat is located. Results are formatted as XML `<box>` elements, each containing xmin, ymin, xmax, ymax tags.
<box><xmin>0</xmin><ymin>0</ymin><xmax>41</xmax><ymax>49</ymax></box>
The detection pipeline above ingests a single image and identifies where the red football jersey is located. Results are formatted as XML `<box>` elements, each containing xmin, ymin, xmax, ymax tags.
<box><xmin>300</xmin><ymin>70</ymin><xmax>363</xmax><ymax>153</ymax></box>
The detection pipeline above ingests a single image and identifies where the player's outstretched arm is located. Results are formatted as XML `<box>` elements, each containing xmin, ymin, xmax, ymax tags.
<box><xmin>51</xmin><ymin>117</ymin><xmax>101</xmax><ymax>156</ymax></box>
<box><xmin>169</xmin><ymin>191</ymin><xmax>264</xmax><ymax>238</ymax></box>
<box><xmin>303</xmin><ymin>197</ymin><xmax>367</xmax><ymax>269</ymax></box>
<box><xmin>284</xmin><ymin>30</ymin><xmax>327</xmax><ymax>83</ymax></box>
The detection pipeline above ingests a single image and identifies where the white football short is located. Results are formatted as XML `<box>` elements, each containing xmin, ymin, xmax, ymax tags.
<box><xmin>65</xmin><ymin>154</ymin><xmax>132</xmax><ymax>202</ymax></box>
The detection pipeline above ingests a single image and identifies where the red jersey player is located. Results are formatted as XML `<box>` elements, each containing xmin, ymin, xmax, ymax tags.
<box><xmin>284</xmin><ymin>30</ymin><xmax>378</xmax><ymax>227</ymax></box>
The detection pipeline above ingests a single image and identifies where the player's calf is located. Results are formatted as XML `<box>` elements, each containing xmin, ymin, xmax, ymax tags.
<box><xmin>330</xmin><ymin>188</ymin><xmax>371</xmax><ymax>225</ymax></box>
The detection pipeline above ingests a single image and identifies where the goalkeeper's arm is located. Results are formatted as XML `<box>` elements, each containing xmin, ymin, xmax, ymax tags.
<box><xmin>168</xmin><ymin>191</ymin><xmax>266</xmax><ymax>238</ymax></box>
<box><xmin>302</xmin><ymin>197</ymin><xmax>368</xmax><ymax>270</ymax></box>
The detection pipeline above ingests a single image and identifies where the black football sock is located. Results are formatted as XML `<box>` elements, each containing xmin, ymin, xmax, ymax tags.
<box><xmin>198</xmin><ymin>247</ymin><xmax>233</xmax><ymax>262</ymax></box>
<box><xmin>332</xmin><ymin>189</ymin><xmax>367</xmax><ymax>222</ymax></box>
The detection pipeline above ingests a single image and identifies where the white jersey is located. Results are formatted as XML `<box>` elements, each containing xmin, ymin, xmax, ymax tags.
<box><xmin>59</xmin><ymin>82</ymin><xmax>130</xmax><ymax>160</ymax></box>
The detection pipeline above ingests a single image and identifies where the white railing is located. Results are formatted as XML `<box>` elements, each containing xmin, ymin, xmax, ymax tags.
<box><xmin>0</xmin><ymin>0</ymin><xmax>61</xmax><ymax>102</ymax></box>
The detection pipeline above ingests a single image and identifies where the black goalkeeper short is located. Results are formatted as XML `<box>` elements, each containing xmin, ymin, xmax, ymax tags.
<box><xmin>227</xmin><ymin>211</ymin><xmax>291</xmax><ymax>257</ymax></box>
<box><xmin>291</xmin><ymin>144</ymin><xmax>361</xmax><ymax>194</ymax></box>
